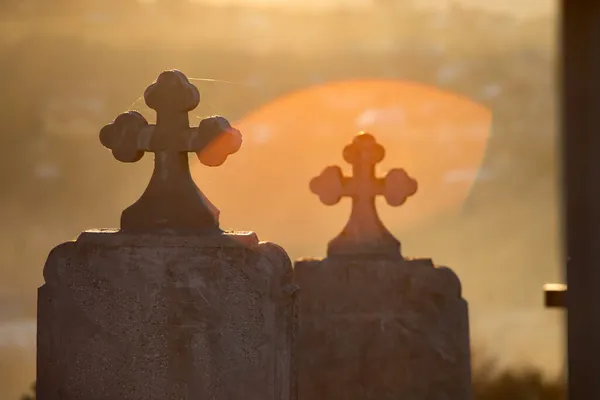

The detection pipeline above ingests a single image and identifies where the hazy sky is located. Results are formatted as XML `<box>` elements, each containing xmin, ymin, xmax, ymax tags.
<box><xmin>415</xmin><ymin>0</ymin><xmax>555</xmax><ymax>17</ymax></box>
<box><xmin>192</xmin><ymin>0</ymin><xmax>556</xmax><ymax>18</ymax></box>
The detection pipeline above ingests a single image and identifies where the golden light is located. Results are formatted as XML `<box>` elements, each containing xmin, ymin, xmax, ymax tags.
<box><xmin>196</xmin><ymin>79</ymin><xmax>492</xmax><ymax>255</ymax></box>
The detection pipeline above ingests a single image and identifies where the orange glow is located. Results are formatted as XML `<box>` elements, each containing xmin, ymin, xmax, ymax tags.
<box><xmin>195</xmin><ymin>80</ymin><xmax>492</xmax><ymax>254</ymax></box>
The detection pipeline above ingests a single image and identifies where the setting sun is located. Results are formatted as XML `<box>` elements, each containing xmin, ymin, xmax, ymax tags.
<box><xmin>197</xmin><ymin>79</ymin><xmax>492</xmax><ymax>253</ymax></box>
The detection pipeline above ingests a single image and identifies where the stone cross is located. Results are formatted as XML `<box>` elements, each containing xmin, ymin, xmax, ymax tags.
<box><xmin>310</xmin><ymin>132</ymin><xmax>417</xmax><ymax>258</ymax></box>
<box><xmin>99</xmin><ymin>69</ymin><xmax>242</xmax><ymax>232</ymax></box>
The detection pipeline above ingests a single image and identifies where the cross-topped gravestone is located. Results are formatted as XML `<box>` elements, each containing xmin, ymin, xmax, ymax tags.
<box><xmin>295</xmin><ymin>132</ymin><xmax>471</xmax><ymax>400</ymax></box>
<box><xmin>37</xmin><ymin>70</ymin><xmax>296</xmax><ymax>400</ymax></box>
<box><xmin>310</xmin><ymin>132</ymin><xmax>417</xmax><ymax>258</ymax></box>
<box><xmin>99</xmin><ymin>69</ymin><xmax>242</xmax><ymax>232</ymax></box>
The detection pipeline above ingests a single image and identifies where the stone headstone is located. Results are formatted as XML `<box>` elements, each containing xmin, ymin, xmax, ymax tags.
<box><xmin>37</xmin><ymin>70</ymin><xmax>297</xmax><ymax>400</ymax></box>
<box><xmin>295</xmin><ymin>132</ymin><xmax>471</xmax><ymax>400</ymax></box>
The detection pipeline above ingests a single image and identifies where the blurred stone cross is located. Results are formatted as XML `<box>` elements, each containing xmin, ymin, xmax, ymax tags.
<box><xmin>100</xmin><ymin>69</ymin><xmax>242</xmax><ymax>232</ymax></box>
<box><xmin>310</xmin><ymin>132</ymin><xmax>417</xmax><ymax>258</ymax></box>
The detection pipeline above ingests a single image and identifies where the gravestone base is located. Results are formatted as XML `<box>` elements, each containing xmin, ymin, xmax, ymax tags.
<box><xmin>295</xmin><ymin>257</ymin><xmax>471</xmax><ymax>400</ymax></box>
<box><xmin>38</xmin><ymin>229</ymin><xmax>296</xmax><ymax>400</ymax></box>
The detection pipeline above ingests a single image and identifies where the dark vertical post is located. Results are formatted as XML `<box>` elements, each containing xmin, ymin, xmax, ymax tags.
<box><xmin>562</xmin><ymin>0</ymin><xmax>600</xmax><ymax>398</ymax></box>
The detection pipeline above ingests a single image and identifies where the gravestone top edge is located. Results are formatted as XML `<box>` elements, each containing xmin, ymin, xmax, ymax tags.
<box><xmin>294</xmin><ymin>256</ymin><xmax>434</xmax><ymax>265</ymax></box>
<box><xmin>42</xmin><ymin>232</ymin><xmax>295</xmax><ymax>288</ymax></box>
<box><xmin>294</xmin><ymin>257</ymin><xmax>463</xmax><ymax>298</ymax></box>
<box><xmin>75</xmin><ymin>228</ymin><xmax>259</xmax><ymax>248</ymax></box>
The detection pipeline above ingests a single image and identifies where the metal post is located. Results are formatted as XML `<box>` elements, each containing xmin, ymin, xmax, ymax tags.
<box><xmin>562</xmin><ymin>0</ymin><xmax>600</xmax><ymax>398</ymax></box>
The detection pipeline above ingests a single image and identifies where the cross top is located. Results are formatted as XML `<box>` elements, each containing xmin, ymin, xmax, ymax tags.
<box><xmin>100</xmin><ymin>70</ymin><xmax>242</xmax><ymax>232</ymax></box>
<box><xmin>310</xmin><ymin>132</ymin><xmax>418</xmax><ymax>258</ymax></box>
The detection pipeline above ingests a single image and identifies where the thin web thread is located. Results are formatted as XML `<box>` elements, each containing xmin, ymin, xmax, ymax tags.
<box><xmin>122</xmin><ymin>77</ymin><xmax>256</xmax><ymax>184</ymax></box>
<box><xmin>125</xmin><ymin>77</ymin><xmax>256</xmax><ymax>112</ymax></box>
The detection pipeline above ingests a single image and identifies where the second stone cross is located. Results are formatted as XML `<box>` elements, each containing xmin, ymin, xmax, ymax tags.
<box><xmin>296</xmin><ymin>132</ymin><xmax>472</xmax><ymax>400</ymax></box>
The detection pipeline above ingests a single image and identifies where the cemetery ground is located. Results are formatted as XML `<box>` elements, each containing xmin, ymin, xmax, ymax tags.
<box><xmin>15</xmin><ymin>357</ymin><xmax>567</xmax><ymax>400</ymax></box>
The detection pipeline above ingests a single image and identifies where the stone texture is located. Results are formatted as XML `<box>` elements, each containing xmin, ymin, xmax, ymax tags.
<box><xmin>295</xmin><ymin>256</ymin><xmax>471</xmax><ymax>400</ymax></box>
<box><xmin>37</xmin><ymin>229</ymin><xmax>296</xmax><ymax>400</ymax></box>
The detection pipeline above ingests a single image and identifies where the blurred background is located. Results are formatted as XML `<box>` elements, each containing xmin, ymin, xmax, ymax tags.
<box><xmin>0</xmin><ymin>0</ymin><xmax>563</xmax><ymax>398</ymax></box>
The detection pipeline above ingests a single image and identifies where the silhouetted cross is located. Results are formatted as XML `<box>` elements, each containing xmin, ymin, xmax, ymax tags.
<box><xmin>100</xmin><ymin>70</ymin><xmax>242</xmax><ymax>232</ymax></box>
<box><xmin>310</xmin><ymin>132</ymin><xmax>417</xmax><ymax>258</ymax></box>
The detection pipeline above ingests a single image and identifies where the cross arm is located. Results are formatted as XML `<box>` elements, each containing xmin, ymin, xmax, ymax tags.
<box><xmin>99</xmin><ymin>111</ymin><xmax>148</xmax><ymax>163</ymax></box>
<box><xmin>100</xmin><ymin>113</ymin><xmax>241</xmax><ymax>166</ymax></box>
<box><xmin>382</xmin><ymin>168</ymin><xmax>418</xmax><ymax>206</ymax></box>
<box><xmin>310</xmin><ymin>166</ymin><xmax>346</xmax><ymax>205</ymax></box>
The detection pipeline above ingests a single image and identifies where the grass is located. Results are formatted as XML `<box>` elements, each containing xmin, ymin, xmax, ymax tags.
<box><xmin>472</xmin><ymin>366</ymin><xmax>565</xmax><ymax>399</ymax></box>
<box><xmin>20</xmin><ymin>366</ymin><xmax>567</xmax><ymax>399</ymax></box>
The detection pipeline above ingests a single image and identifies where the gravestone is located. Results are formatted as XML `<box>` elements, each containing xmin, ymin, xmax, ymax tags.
<box><xmin>37</xmin><ymin>70</ymin><xmax>297</xmax><ymax>400</ymax></box>
<box><xmin>295</xmin><ymin>132</ymin><xmax>471</xmax><ymax>400</ymax></box>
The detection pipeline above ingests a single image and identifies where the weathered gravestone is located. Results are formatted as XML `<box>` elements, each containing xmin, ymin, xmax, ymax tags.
<box><xmin>295</xmin><ymin>132</ymin><xmax>472</xmax><ymax>400</ymax></box>
<box><xmin>37</xmin><ymin>70</ymin><xmax>297</xmax><ymax>400</ymax></box>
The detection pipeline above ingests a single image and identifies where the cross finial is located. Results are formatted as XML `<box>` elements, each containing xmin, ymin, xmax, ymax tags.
<box><xmin>310</xmin><ymin>132</ymin><xmax>418</xmax><ymax>258</ymax></box>
<box><xmin>99</xmin><ymin>70</ymin><xmax>242</xmax><ymax>232</ymax></box>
